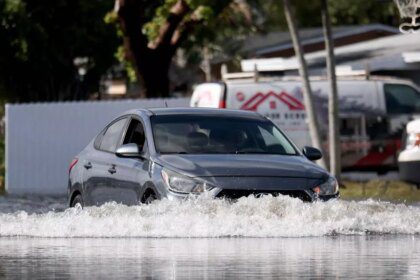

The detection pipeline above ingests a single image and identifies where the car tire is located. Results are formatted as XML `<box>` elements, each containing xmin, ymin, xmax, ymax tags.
<box><xmin>71</xmin><ymin>194</ymin><xmax>84</xmax><ymax>208</ymax></box>
<box><xmin>142</xmin><ymin>190</ymin><xmax>157</xmax><ymax>204</ymax></box>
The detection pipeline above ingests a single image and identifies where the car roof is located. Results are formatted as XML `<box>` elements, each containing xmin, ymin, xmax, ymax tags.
<box><xmin>137</xmin><ymin>107</ymin><xmax>265</xmax><ymax>120</ymax></box>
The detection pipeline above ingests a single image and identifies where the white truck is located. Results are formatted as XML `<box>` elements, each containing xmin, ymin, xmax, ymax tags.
<box><xmin>398</xmin><ymin>118</ymin><xmax>420</xmax><ymax>186</ymax></box>
<box><xmin>190</xmin><ymin>75</ymin><xmax>420</xmax><ymax>172</ymax></box>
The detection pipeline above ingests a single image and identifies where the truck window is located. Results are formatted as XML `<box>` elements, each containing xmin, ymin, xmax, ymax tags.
<box><xmin>384</xmin><ymin>84</ymin><xmax>420</xmax><ymax>114</ymax></box>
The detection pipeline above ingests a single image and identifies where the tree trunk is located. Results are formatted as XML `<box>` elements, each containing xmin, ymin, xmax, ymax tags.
<box><xmin>282</xmin><ymin>0</ymin><xmax>327</xmax><ymax>168</ymax></box>
<box><xmin>132</xmin><ymin>49</ymin><xmax>172</xmax><ymax>98</ymax></box>
<box><xmin>116</xmin><ymin>0</ymin><xmax>191</xmax><ymax>98</ymax></box>
<box><xmin>321</xmin><ymin>0</ymin><xmax>341</xmax><ymax>180</ymax></box>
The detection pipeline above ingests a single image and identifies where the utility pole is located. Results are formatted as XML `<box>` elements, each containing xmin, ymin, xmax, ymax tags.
<box><xmin>321</xmin><ymin>0</ymin><xmax>341</xmax><ymax>180</ymax></box>
<box><xmin>282</xmin><ymin>0</ymin><xmax>327</xmax><ymax>168</ymax></box>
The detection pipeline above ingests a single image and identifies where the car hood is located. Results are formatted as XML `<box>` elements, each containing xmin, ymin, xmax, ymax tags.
<box><xmin>154</xmin><ymin>154</ymin><xmax>327</xmax><ymax>179</ymax></box>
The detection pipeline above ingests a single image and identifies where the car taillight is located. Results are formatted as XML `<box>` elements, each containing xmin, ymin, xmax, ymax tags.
<box><xmin>69</xmin><ymin>158</ymin><xmax>78</xmax><ymax>173</ymax></box>
<box><xmin>406</xmin><ymin>133</ymin><xmax>420</xmax><ymax>149</ymax></box>
<box><xmin>219</xmin><ymin>100</ymin><xmax>226</xmax><ymax>109</ymax></box>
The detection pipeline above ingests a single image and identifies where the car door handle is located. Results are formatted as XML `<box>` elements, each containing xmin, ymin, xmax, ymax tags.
<box><xmin>108</xmin><ymin>166</ymin><xmax>116</xmax><ymax>174</ymax></box>
<box><xmin>84</xmin><ymin>162</ymin><xmax>92</xmax><ymax>170</ymax></box>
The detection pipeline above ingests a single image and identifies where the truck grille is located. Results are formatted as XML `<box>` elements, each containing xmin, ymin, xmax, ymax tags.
<box><xmin>216</xmin><ymin>189</ymin><xmax>312</xmax><ymax>202</ymax></box>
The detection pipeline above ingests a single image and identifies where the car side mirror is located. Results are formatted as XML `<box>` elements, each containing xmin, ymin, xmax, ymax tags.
<box><xmin>116</xmin><ymin>143</ymin><xmax>144</xmax><ymax>158</ymax></box>
<box><xmin>302</xmin><ymin>146</ymin><xmax>322</xmax><ymax>161</ymax></box>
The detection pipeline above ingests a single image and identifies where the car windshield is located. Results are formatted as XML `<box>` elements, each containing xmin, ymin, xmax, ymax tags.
<box><xmin>151</xmin><ymin>115</ymin><xmax>298</xmax><ymax>155</ymax></box>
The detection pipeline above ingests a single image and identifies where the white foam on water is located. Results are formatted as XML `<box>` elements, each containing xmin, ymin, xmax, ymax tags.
<box><xmin>0</xmin><ymin>196</ymin><xmax>419</xmax><ymax>238</ymax></box>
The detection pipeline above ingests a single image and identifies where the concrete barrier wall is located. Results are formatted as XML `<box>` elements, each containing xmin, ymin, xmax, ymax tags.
<box><xmin>5</xmin><ymin>98</ymin><xmax>189</xmax><ymax>195</ymax></box>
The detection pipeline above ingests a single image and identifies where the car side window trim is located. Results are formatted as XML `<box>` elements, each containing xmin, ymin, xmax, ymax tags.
<box><xmin>94</xmin><ymin>128</ymin><xmax>106</xmax><ymax>150</ymax></box>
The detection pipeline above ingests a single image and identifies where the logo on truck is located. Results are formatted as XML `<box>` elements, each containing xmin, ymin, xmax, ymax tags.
<box><xmin>239</xmin><ymin>91</ymin><xmax>305</xmax><ymax>111</ymax></box>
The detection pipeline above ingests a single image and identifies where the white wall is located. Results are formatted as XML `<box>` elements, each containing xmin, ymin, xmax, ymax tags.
<box><xmin>6</xmin><ymin>98</ymin><xmax>189</xmax><ymax>195</ymax></box>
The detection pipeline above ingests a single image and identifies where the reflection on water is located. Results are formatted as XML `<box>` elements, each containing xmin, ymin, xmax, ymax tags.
<box><xmin>0</xmin><ymin>237</ymin><xmax>419</xmax><ymax>279</ymax></box>
<box><xmin>0</xmin><ymin>195</ymin><xmax>67</xmax><ymax>214</ymax></box>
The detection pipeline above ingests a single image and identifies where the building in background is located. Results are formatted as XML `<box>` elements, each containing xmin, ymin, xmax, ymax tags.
<box><xmin>240</xmin><ymin>24</ymin><xmax>399</xmax><ymax>58</ymax></box>
<box><xmin>210</xmin><ymin>24</ymin><xmax>400</xmax><ymax>78</ymax></box>
<box><xmin>213</xmin><ymin>24</ymin><xmax>420</xmax><ymax>88</ymax></box>
<box><xmin>240</xmin><ymin>32</ymin><xmax>420</xmax><ymax>87</ymax></box>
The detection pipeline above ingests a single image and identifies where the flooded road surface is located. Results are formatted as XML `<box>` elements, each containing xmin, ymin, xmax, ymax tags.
<box><xmin>0</xmin><ymin>195</ymin><xmax>419</xmax><ymax>278</ymax></box>
<box><xmin>0</xmin><ymin>236</ymin><xmax>419</xmax><ymax>279</ymax></box>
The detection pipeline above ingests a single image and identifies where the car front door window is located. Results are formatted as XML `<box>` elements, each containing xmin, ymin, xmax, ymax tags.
<box><xmin>113</xmin><ymin>118</ymin><xmax>148</xmax><ymax>205</ymax></box>
<box><xmin>123</xmin><ymin>119</ymin><xmax>146</xmax><ymax>152</ymax></box>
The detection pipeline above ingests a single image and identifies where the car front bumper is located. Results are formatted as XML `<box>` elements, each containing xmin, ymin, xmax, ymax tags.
<box><xmin>166</xmin><ymin>188</ymin><xmax>339</xmax><ymax>202</ymax></box>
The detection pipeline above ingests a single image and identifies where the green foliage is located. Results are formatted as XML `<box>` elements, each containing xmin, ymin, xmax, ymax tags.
<box><xmin>260</xmin><ymin>0</ymin><xmax>320</xmax><ymax>30</ymax></box>
<box><xmin>122</xmin><ymin>0</ymin><xmax>398</xmax><ymax>68</ymax></box>
<box><xmin>341</xmin><ymin>180</ymin><xmax>420</xmax><ymax>202</ymax></box>
<box><xmin>0</xmin><ymin>0</ymin><xmax>120</xmax><ymax>102</ymax></box>
<box><xmin>0</xmin><ymin>0</ymin><xmax>400</xmax><ymax>101</ymax></box>
<box><xmin>115</xmin><ymin>46</ymin><xmax>136</xmax><ymax>82</ymax></box>
<box><xmin>328</xmin><ymin>0</ymin><xmax>397</xmax><ymax>25</ymax></box>
<box><xmin>258</xmin><ymin>0</ymin><xmax>397</xmax><ymax>31</ymax></box>
<box><xmin>141</xmin><ymin>0</ymin><xmax>238</xmax><ymax>44</ymax></box>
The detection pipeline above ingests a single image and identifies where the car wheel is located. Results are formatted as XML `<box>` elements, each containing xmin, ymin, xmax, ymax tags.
<box><xmin>71</xmin><ymin>194</ymin><xmax>84</xmax><ymax>208</ymax></box>
<box><xmin>142</xmin><ymin>190</ymin><xmax>157</xmax><ymax>204</ymax></box>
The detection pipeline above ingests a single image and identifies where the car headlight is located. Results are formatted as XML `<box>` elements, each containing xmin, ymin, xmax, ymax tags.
<box><xmin>313</xmin><ymin>176</ymin><xmax>339</xmax><ymax>196</ymax></box>
<box><xmin>161</xmin><ymin>169</ymin><xmax>215</xmax><ymax>194</ymax></box>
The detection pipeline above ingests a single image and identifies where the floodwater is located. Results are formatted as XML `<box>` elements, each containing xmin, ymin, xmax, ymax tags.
<box><xmin>0</xmin><ymin>195</ymin><xmax>419</xmax><ymax>279</ymax></box>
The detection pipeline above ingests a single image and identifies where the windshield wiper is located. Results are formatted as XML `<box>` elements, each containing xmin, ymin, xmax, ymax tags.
<box><xmin>233</xmin><ymin>151</ymin><xmax>296</xmax><ymax>155</ymax></box>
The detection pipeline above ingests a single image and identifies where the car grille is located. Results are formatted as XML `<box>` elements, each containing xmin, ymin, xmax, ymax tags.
<box><xmin>216</xmin><ymin>189</ymin><xmax>312</xmax><ymax>202</ymax></box>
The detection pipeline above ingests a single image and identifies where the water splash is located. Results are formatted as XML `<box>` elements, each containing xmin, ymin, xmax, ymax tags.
<box><xmin>0</xmin><ymin>196</ymin><xmax>419</xmax><ymax>238</ymax></box>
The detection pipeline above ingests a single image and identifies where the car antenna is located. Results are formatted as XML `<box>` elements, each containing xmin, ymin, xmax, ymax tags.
<box><xmin>164</xmin><ymin>100</ymin><xmax>168</xmax><ymax>108</ymax></box>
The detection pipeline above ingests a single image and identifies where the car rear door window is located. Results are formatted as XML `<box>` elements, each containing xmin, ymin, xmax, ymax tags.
<box><xmin>99</xmin><ymin>118</ymin><xmax>127</xmax><ymax>152</ymax></box>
